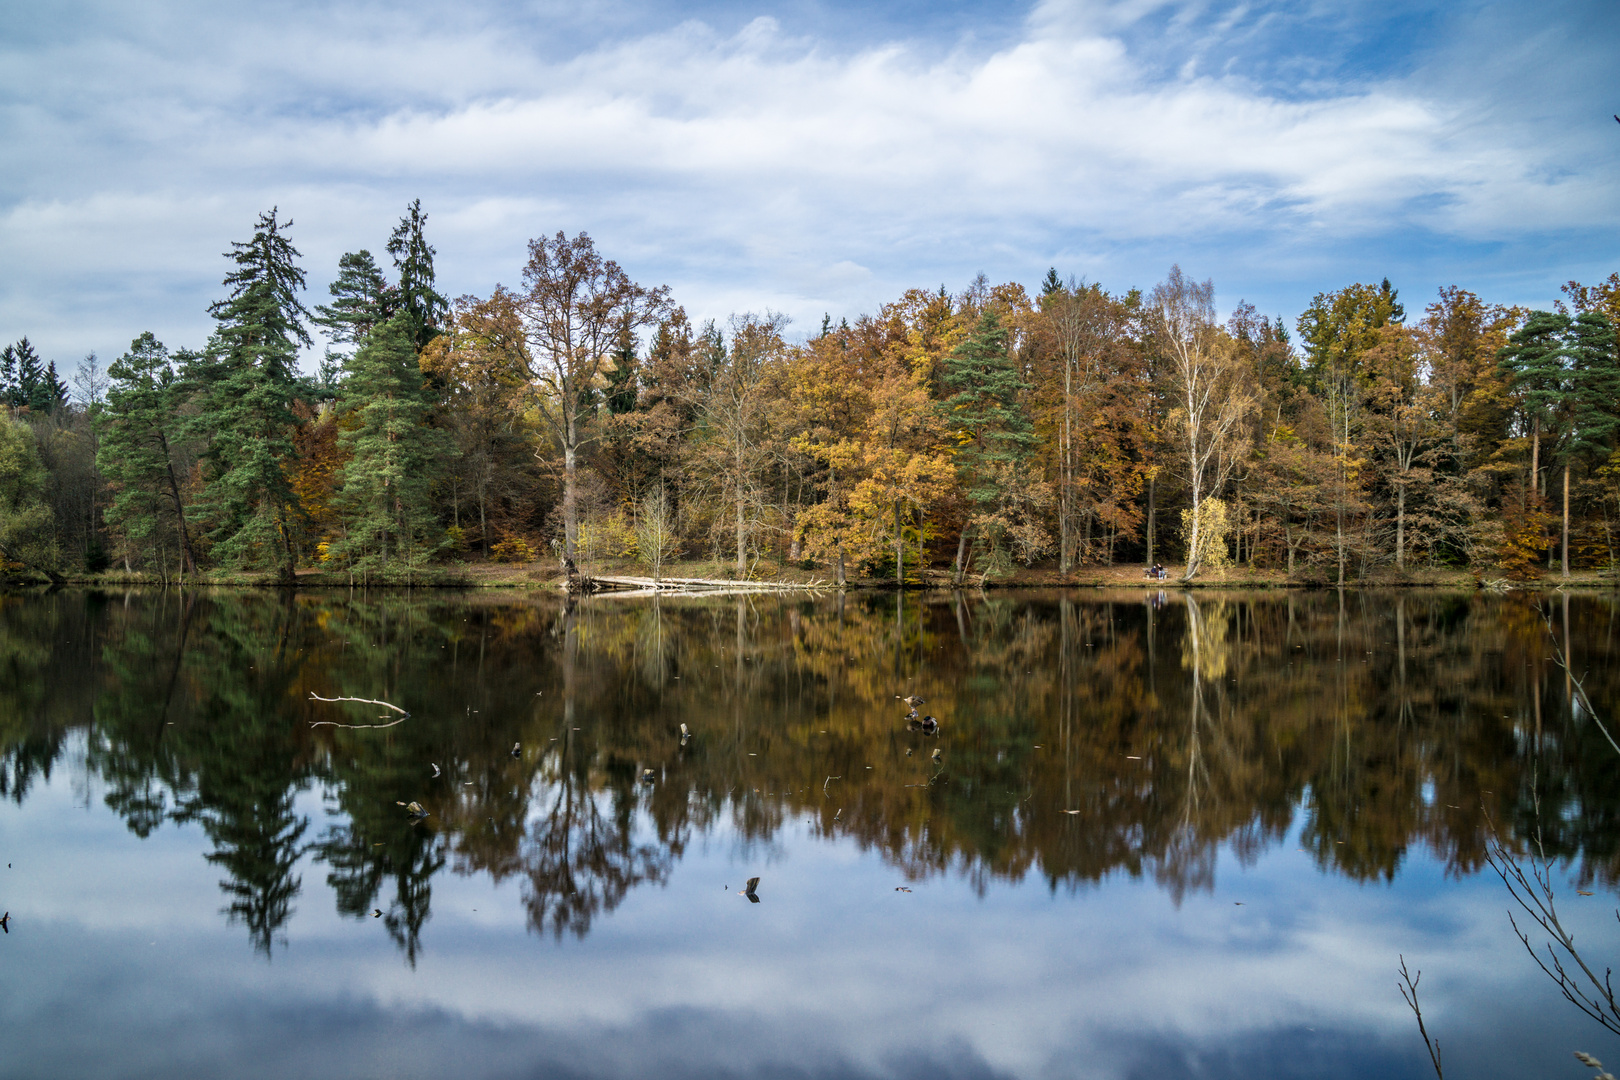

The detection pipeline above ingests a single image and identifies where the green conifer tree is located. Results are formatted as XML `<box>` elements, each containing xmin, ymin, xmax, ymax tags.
<box><xmin>0</xmin><ymin>343</ymin><xmax>16</xmax><ymax>405</ymax></box>
<box><xmin>9</xmin><ymin>338</ymin><xmax>46</xmax><ymax>410</ymax></box>
<box><xmin>33</xmin><ymin>360</ymin><xmax>68</xmax><ymax>413</ymax></box>
<box><xmin>98</xmin><ymin>332</ymin><xmax>198</xmax><ymax>574</ymax></box>
<box><xmin>327</xmin><ymin>312</ymin><xmax>450</xmax><ymax>580</ymax></box>
<box><xmin>189</xmin><ymin>208</ymin><xmax>311</xmax><ymax>581</ymax></box>
<box><xmin>386</xmin><ymin>199</ymin><xmax>449</xmax><ymax>353</ymax></box>
<box><xmin>314</xmin><ymin>250</ymin><xmax>394</xmax><ymax>351</ymax></box>
<box><xmin>938</xmin><ymin>309</ymin><xmax>1040</xmax><ymax>575</ymax></box>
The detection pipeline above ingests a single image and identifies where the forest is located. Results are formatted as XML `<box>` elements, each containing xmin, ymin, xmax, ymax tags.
<box><xmin>3</xmin><ymin>201</ymin><xmax>1618</xmax><ymax>586</ymax></box>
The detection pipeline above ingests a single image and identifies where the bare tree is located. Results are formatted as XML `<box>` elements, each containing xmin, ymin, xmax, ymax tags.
<box><xmin>517</xmin><ymin>232</ymin><xmax>669</xmax><ymax>563</ymax></box>
<box><xmin>1151</xmin><ymin>266</ymin><xmax>1254</xmax><ymax>580</ymax></box>
<box><xmin>634</xmin><ymin>483</ymin><xmax>680</xmax><ymax>581</ymax></box>
<box><xmin>685</xmin><ymin>312</ymin><xmax>787</xmax><ymax>574</ymax></box>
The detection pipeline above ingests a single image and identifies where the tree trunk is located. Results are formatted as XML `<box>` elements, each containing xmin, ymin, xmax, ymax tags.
<box><xmin>836</xmin><ymin>548</ymin><xmax>846</xmax><ymax>588</ymax></box>
<box><xmin>1145</xmin><ymin>475</ymin><xmax>1156</xmax><ymax>568</ymax></box>
<box><xmin>736</xmin><ymin>492</ymin><xmax>746</xmax><ymax>574</ymax></box>
<box><xmin>1182</xmin><ymin>472</ymin><xmax>1203</xmax><ymax>582</ymax></box>
<box><xmin>1530</xmin><ymin>416</ymin><xmax>1540</xmax><ymax>497</ymax></box>
<box><xmin>1395</xmin><ymin>482</ymin><xmax>1405</xmax><ymax>570</ymax></box>
<box><xmin>894</xmin><ymin>501</ymin><xmax>903</xmax><ymax>587</ymax></box>
<box><xmin>160</xmin><ymin>436</ymin><xmax>197</xmax><ymax>574</ymax></box>
<box><xmin>562</xmin><ymin>441</ymin><xmax>579</xmax><ymax>562</ymax></box>
<box><xmin>952</xmin><ymin>528</ymin><xmax>968</xmax><ymax>587</ymax></box>
<box><xmin>1563</xmin><ymin>461</ymin><xmax>1571</xmax><ymax>579</ymax></box>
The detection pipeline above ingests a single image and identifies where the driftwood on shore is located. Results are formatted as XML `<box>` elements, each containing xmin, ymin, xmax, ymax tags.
<box><xmin>580</xmin><ymin>574</ymin><xmax>827</xmax><ymax>594</ymax></box>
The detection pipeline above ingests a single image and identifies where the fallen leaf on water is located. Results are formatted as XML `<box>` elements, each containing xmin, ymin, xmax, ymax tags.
<box><xmin>1579</xmin><ymin>890</ymin><xmax>1595</xmax><ymax>896</ymax></box>
<box><xmin>1063</xmin><ymin>810</ymin><xmax>1082</xmax><ymax>815</ymax></box>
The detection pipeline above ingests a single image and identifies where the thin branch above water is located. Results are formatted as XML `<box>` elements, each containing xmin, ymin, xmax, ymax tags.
<box><xmin>308</xmin><ymin>693</ymin><xmax>411</xmax><ymax>729</ymax></box>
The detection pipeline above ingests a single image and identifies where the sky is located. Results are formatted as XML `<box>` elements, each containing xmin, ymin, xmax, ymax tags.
<box><xmin>2</xmin><ymin>0</ymin><xmax>1617</xmax><ymax>373</ymax></box>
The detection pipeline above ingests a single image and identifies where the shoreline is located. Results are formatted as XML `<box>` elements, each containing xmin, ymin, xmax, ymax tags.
<box><xmin>8</xmin><ymin>560</ymin><xmax>1618</xmax><ymax>591</ymax></box>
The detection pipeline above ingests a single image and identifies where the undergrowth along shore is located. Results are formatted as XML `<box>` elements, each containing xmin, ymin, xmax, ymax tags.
<box><xmin>8</xmin><ymin>559</ymin><xmax>1619</xmax><ymax>590</ymax></box>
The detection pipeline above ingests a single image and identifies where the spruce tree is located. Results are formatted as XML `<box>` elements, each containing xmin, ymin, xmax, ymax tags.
<box><xmin>189</xmin><ymin>208</ymin><xmax>310</xmax><ymax>580</ymax></box>
<box><xmin>32</xmin><ymin>360</ymin><xmax>68</xmax><ymax>413</ymax></box>
<box><xmin>327</xmin><ymin>312</ymin><xmax>449</xmax><ymax>580</ymax></box>
<box><xmin>98</xmin><ymin>332</ymin><xmax>198</xmax><ymax>574</ymax></box>
<box><xmin>8</xmin><ymin>338</ymin><xmax>45</xmax><ymax>410</ymax></box>
<box><xmin>0</xmin><ymin>344</ymin><xmax>16</xmax><ymax>406</ymax></box>
<box><xmin>386</xmin><ymin>199</ymin><xmax>448</xmax><ymax>353</ymax></box>
<box><xmin>314</xmin><ymin>250</ymin><xmax>394</xmax><ymax>350</ymax></box>
<box><xmin>938</xmin><ymin>309</ymin><xmax>1039</xmax><ymax>572</ymax></box>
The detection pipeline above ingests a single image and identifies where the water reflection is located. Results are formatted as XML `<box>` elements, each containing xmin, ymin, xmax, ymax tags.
<box><xmin>3</xmin><ymin>586</ymin><xmax>1617</xmax><ymax>959</ymax></box>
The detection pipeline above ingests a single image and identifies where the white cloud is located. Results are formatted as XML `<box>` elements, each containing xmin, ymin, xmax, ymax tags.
<box><xmin>1</xmin><ymin>0</ymin><xmax>1615</xmax><ymax>364</ymax></box>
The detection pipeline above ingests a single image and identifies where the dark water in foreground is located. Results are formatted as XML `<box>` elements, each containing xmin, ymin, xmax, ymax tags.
<box><xmin>2</xmin><ymin>587</ymin><xmax>1620</xmax><ymax>1079</ymax></box>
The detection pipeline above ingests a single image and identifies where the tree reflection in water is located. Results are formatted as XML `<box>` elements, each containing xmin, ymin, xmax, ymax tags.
<box><xmin>3</xmin><ymin>586</ymin><xmax>1619</xmax><ymax>960</ymax></box>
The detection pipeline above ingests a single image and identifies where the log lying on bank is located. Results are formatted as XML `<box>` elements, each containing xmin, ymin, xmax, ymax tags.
<box><xmin>580</xmin><ymin>574</ymin><xmax>827</xmax><ymax>594</ymax></box>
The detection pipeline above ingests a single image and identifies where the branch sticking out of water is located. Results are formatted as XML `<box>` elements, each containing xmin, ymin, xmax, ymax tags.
<box><xmin>1397</xmin><ymin>955</ymin><xmax>1443</xmax><ymax>1079</ymax></box>
<box><xmin>309</xmin><ymin>693</ymin><xmax>411</xmax><ymax>729</ymax></box>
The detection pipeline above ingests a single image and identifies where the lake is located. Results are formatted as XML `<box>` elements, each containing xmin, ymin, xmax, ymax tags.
<box><xmin>2</xmin><ymin>586</ymin><xmax>1618</xmax><ymax>1079</ymax></box>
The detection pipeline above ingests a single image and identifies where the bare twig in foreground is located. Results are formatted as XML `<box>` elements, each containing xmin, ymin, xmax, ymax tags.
<box><xmin>1397</xmin><ymin>955</ymin><xmax>1443</xmax><ymax>1079</ymax></box>
<box><xmin>308</xmin><ymin>693</ymin><xmax>411</xmax><ymax>729</ymax></box>
<box><xmin>1486</xmin><ymin>820</ymin><xmax>1620</xmax><ymax>1038</ymax></box>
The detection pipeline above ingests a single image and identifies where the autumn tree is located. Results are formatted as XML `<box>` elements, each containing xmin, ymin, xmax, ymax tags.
<box><xmin>421</xmin><ymin>288</ymin><xmax>536</xmax><ymax>552</ymax></box>
<box><xmin>1151</xmin><ymin>267</ymin><xmax>1253</xmax><ymax>580</ymax></box>
<box><xmin>516</xmin><ymin>232</ymin><xmax>670</xmax><ymax>564</ymax></box>
<box><xmin>684</xmin><ymin>312</ymin><xmax>788</xmax><ymax>573</ymax></box>
<box><xmin>0</xmin><ymin>415</ymin><xmax>60</xmax><ymax>579</ymax></box>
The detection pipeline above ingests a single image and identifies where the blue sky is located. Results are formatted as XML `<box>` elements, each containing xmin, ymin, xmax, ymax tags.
<box><xmin>2</xmin><ymin>0</ymin><xmax>1617</xmax><ymax>371</ymax></box>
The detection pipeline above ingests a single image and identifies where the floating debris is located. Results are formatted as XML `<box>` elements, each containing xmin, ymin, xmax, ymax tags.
<box><xmin>430</xmin><ymin>763</ymin><xmax>441</xmax><ymax>778</ymax></box>
<box><xmin>641</xmin><ymin>768</ymin><xmax>656</xmax><ymax>785</ymax></box>
<box><xmin>510</xmin><ymin>742</ymin><xmax>522</xmax><ymax>758</ymax></box>
<box><xmin>0</xmin><ymin>911</ymin><xmax>8</xmax><ymax>933</ymax></box>
<box><xmin>372</xmin><ymin>909</ymin><xmax>382</xmax><ymax>918</ymax></box>
<box><xmin>894</xmin><ymin>887</ymin><xmax>912</xmax><ymax>893</ymax></box>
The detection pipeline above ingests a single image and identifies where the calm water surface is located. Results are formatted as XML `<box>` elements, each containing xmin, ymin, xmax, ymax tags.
<box><xmin>2</xmin><ymin>587</ymin><xmax>1620</xmax><ymax>1079</ymax></box>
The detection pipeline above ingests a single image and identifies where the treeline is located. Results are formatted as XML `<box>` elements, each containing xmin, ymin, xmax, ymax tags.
<box><xmin>3</xmin><ymin>202</ymin><xmax>1619</xmax><ymax>583</ymax></box>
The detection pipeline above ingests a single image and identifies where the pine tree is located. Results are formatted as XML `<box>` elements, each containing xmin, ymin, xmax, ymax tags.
<box><xmin>314</xmin><ymin>249</ymin><xmax>394</xmax><ymax>350</ymax></box>
<box><xmin>327</xmin><ymin>312</ymin><xmax>450</xmax><ymax>579</ymax></box>
<box><xmin>98</xmin><ymin>332</ymin><xmax>198</xmax><ymax>574</ymax></box>
<box><xmin>1041</xmin><ymin>267</ymin><xmax>1064</xmax><ymax>296</ymax></box>
<box><xmin>1497</xmin><ymin>310</ymin><xmax>1572</xmax><ymax>503</ymax></box>
<box><xmin>386</xmin><ymin>199</ymin><xmax>448</xmax><ymax>353</ymax></box>
<box><xmin>189</xmin><ymin>208</ymin><xmax>311</xmax><ymax>580</ymax></box>
<box><xmin>1567</xmin><ymin>312</ymin><xmax>1620</xmax><ymax>460</ymax></box>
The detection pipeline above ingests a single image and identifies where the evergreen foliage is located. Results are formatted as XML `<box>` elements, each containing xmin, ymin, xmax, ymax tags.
<box><xmin>314</xmin><ymin>250</ymin><xmax>394</xmax><ymax>349</ymax></box>
<box><xmin>97</xmin><ymin>332</ymin><xmax>197</xmax><ymax>574</ymax></box>
<box><xmin>387</xmin><ymin>199</ymin><xmax>449</xmax><ymax>353</ymax></box>
<box><xmin>1566</xmin><ymin>312</ymin><xmax>1620</xmax><ymax>464</ymax></box>
<box><xmin>326</xmin><ymin>312</ymin><xmax>449</xmax><ymax>578</ymax></box>
<box><xmin>190</xmin><ymin>208</ymin><xmax>310</xmax><ymax>579</ymax></box>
